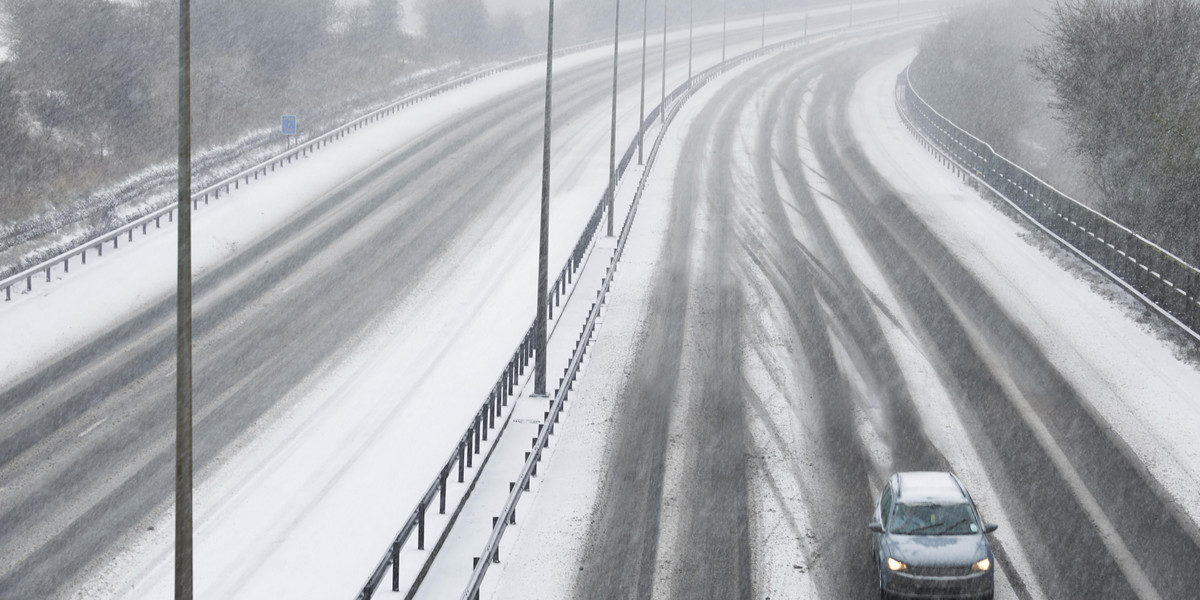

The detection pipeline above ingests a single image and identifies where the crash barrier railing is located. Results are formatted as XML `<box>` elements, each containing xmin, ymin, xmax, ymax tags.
<box><xmin>0</xmin><ymin>37</ymin><xmax>619</xmax><ymax>303</ymax></box>
<box><xmin>456</xmin><ymin>23</ymin><xmax>860</xmax><ymax>600</ymax></box>
<box><xmin>897</xmin><ymin>67</ymin><xmax>1200</xmax><ymax>340</ymax></box>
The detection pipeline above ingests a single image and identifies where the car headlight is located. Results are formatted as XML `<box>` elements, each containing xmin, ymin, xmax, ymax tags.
<box><xmin>972</xmin><ymin>557</ymin><xmax>991</xmax><ymax>572</ymax></box>
<box><xmin>887</xmin><ymin>557</ymin><xmax>907</xmax><ymax>571</ymax></box>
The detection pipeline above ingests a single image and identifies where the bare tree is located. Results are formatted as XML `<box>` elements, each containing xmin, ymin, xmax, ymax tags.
<box><xmin>1029</xmin><ymin>0</ymin><xmax>1200</xmax><ymax>262</ymax></box>
<box><xmin>909</xmin><ymin>5</ymin><xmax>1038</xmax><ymax>153</ymax></box>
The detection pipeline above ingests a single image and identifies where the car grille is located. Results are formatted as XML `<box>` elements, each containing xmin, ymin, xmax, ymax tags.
<box><xmin>907</xmin><ymin>565</ymin><xmax>974</xmax><ymax>577</ymax></box>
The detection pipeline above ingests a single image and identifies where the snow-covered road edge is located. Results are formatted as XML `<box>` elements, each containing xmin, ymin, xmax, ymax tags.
<box><xmin>854</xmin><ymin>50</ymin><xmax>1200</xmax><ymax>538</ymax></box>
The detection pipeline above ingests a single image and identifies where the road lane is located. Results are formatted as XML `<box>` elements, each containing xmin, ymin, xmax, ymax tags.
<box><xmin>571</xmin><ymin>23</ymin><xmax>1200</xmax><ymax>600</ymax></box>
<box><xmin>812</xmin><ymin>47</ymin><xmax>1200</xmax><ymax>598</ymax></box>
<box><xmin>0</xmin><ymin>14</ymin><xmax>853</xmax><ymax>599</ymax></box>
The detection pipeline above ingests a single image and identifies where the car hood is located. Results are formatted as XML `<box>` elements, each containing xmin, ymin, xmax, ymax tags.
<box><xmin>883</xmin><ymin>533</ymin><xmax>989</xmax><ymax>566</ymax></box>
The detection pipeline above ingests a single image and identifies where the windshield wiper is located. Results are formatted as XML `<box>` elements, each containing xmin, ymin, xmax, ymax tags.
<box><xmin>905</xmin><ymin>518</ymin><xmax>970</xmax><ymax>535</ymax></box>
<box><xmin>939</xmin><ymin>518</ymin><xmax>971</xmax><ymax>533</ymax></box>
<box><xmin>905</xmin><ymin>522</ymin><xmax>945</xmax><ymax>534</ymax></box>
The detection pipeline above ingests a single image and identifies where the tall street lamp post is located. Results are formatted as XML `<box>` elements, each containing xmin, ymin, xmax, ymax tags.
<box><xmin>688</xmin><ymin>0</ymin><xmax>694</xmax><ymax>81</ymax></box>
<box><xmin>762</xmin><ymin>0</ymin><xmax>767</xmax><ymax>48</ymax></box>
<box><xmin>608</xmin><ymin>0</ymin><xmax>621</xmax><ymax>237</ymax></box>
<box><xmin>175</xmin><ymin>0</ymin><xmax>193</xmax><ymax>598</ymax></box>
<box><xmin>661</xmin><ymin>0</ymin><xmax>668</xmax><ymax>122</ymax></box>
<box><xmin>638</xmin><ymin>0</ymin><xmax>648</xmax><ymax>164</ymax></box>
<box><xmin>722</xmin><ymin>0</ymin><xmax>728</xmax><ymax>63</ymax></box>
<box><xmin>534</xmin><ymin>0</ymin><xmax>556</xmax><ymax>397</ymax></box>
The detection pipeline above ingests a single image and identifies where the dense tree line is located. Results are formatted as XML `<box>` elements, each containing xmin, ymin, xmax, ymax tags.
<box><xmin>1030</xmin><ymin>0</ymin><xmax>1200</xmax><ymax>264</ymax></box>
<box><xmin>908</xmin><ymin>5</ymin><xmax>1039</xmax><ymax>156</ymax></box>
<box><xmin>0</xmin><ymin>0</ymin><xmax>537</xmax><ymax>228</ymax></box>
<box><xmin>912</xmin><ymin>0</ymin><xmax>1200</xmax><ymax>265</ymax></box>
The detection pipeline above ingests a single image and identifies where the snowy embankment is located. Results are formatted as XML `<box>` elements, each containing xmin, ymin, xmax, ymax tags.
<box><xmin>853</xmin><ymin>51</ymin><xmax>1200</xmax><ymax>529</ymax></box>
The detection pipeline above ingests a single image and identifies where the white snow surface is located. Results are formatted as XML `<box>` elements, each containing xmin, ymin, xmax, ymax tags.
<box><xmin>484</xmin><ymin>41</ymin><xmax>1200</xmax><ymax>600</ymax></box>
<box><xmin>54</xmin><ymin>34</ymin><xmax>630</xmax><ymax>600</ymax></box>
<box><xmin>50</xmin><ymin>7</ymin><xmax>873</xmax><ymax>600</ymax></box>
<box><xmin>29</xmin><ymin>6</ymin><xmax>1199</xmax><ymax>600</ymax></box>
<box><xmin>851</xmin><ymin>51</ymin><xmax>1200</xmax><ymax>528</ymax></box>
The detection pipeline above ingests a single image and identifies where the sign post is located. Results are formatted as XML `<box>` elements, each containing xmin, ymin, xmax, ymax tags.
<box><xmin>282</xmin><ymin>115</ymin><xmax>297</xmax><ymax>147</ymax></box>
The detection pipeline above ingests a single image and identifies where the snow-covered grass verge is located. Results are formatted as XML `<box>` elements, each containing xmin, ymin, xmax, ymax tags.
<box><xmin>0</xmin><ymin>63</ymin><xmax>472</xmax><ymax>281</ymax></box>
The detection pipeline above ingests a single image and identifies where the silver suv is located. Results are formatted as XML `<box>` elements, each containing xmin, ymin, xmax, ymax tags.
<box><xmin>869</xmin><ymin>472</ymin><xmax>998</xmax><ymax>599</ymax></box>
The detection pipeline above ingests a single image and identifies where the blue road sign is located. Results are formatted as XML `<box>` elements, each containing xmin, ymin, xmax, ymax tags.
<box><xmin>282</xmin><ymin>115</ymin><xmax>296</xmax><ymax>136</ymax></box>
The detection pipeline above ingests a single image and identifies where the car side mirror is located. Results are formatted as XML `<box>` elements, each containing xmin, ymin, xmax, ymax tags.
<box><xmin>869</xmin><ymin>521</ymin><xmax>885</xmax><ymax>533</ymax></box>
<box><xmin>984</xmin><ymin>522</ymin><xmax>998</xmax><ymax>533</ymax></box>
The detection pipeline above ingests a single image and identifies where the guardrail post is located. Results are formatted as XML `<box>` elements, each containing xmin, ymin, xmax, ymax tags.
<box><xmin>466</xmin><ymin>431</ymin><xmax>474</xmax><ymax>468</ymax></box>
<box><xmin>481</xmin><ymin>409</ymin><xmax>488</xmax><ymax>442</ymax></box>
<box><xmin>440</xmin><ymin>466</ymin><xmax>448</xmax><ymax>514</ymax></box>
<box><xmin>418</xmin><ymin>502</ymin><xmax>426</xmax><ymax>550</ymax></box>
<box><xmin>391</xmin><ymin>541</ymin><xmax>400</xmax><ymax>591</ymax></box>
<box><xmin>26</xmin><ymin>275</ymin><xmax>31</xmax><ymax>291</ymax></box>
<box><xmin>509</xmin><ymin>483</ymin><xmax>517</xmax><ymax>523</ymax></box>
<box><xmin>471</xmin><ymin>559</ymin><xmax>481</xmax><ymax>600</ymax></box>
<box><xmin>508</xmin><ymin>362</ymin><xmax>516</xmax><ymax>395</ymax></box>
<box><xmin>475</xmin><ymin>413</ymin><xmax>483</xmax><ymax>448</ymax></box>
<box><xmin>458</xmin><ymin>442</ymin><xmax>465</xmax><ymax>482</ymax></box>
<box><xmin>45</xmin><ymin>266</ymin><xmax>51</xmax><ymax>282</ymax></box>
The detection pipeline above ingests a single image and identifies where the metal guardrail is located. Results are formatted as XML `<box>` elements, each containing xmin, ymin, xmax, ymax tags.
<box><xmin>0</xmin><ymin>38</ymin><xmax>615</xmax><ymax>303</ymax></box>
<box><xmin>896</xmin><ymin>67</ymin><xmax>1200</xmax><ymax>339</ymax></box>
<box><xmin>456</xmin><ymin>84</ymin><xmax>676</xmax><ymax>600</ymax></box>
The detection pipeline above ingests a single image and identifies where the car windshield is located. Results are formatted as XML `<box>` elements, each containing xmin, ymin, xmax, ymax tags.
<box><xmin>889</xmin><ymin>502</ymin><xmax>979</xmax><ymax>535</ymax></box>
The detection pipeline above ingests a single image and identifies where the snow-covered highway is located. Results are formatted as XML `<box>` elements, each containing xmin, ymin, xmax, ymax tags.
<box><xmin>476</xmin><ymin>23</ymin><xmax>1200</xmax><ymax>600</ymax></box>
<box><xmin>3</xmin><ymin>2</ymin><xmax>1200</xmax><ymax>600</ymax></box>
<box><xmin>0</xmin><ymin>5</ymin><xmax>916</xmax><ymax>599</ymax></box>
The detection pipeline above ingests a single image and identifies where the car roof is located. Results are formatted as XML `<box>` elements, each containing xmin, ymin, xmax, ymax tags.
<box><xmin>894</xmin><ymin>471</ymin><xmax>968</xmax><ymax>504</ymax></box>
